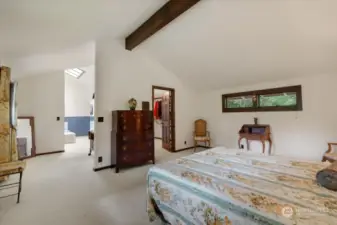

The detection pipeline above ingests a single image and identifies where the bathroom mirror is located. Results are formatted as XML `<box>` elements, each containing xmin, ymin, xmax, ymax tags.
<box><xmin>17</xmin><ymin>116</ymin><xmax>36</xmax><ymax>159</ymax></box>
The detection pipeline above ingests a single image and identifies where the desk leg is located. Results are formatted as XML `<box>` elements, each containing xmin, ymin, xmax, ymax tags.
<box><xmin>88</xmin><ymin>139</ymin><xmax>93</xmax><ymax>156</ymax></box>
<box><xmin>246</xmin><ymin>139</ymin><xmax>250</xmax><ymax>150</ymax></box>
<box><xmin>238</xmin><ymin>138</ymin><xmax>242</xmax><ymax>149</ymax></box>
<box><xmin>269</xmin><ymin>139</ymin><xmax>272</xmax><ymax>155</ymax></box>
<box><xmin>262</xmin><ymin>141</ymin><xmax>265</xmax><ymax>154</ymax></box>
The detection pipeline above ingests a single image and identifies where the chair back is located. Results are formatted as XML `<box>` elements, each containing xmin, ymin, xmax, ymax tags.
<box><xmin>0</xmin><ymin>67</ymin><xmax>18</xmax><ymax>163</ymax></box>
<box><xmin>194</xmin><ymin>119</ymin><xmax>207</xmax><ymax>137</ymax></box>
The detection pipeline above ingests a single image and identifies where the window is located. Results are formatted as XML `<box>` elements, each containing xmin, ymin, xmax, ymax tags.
<box><xmin>259</xmin><ymin>92</ymin><xmax>296</xmax><ymax>107</ymax></box>
<box><xmin>65</xmin><ymin>68</ymin><xmax>84</xmax><ymax>79</ymax></box>
<box><xmin>222</xmin><ymin>85</ymin><xmax>302</xmax><ymax>112</ymax></box>
<box><xmin>226</xmin><ymin>95</ymin><xmax>254</xmax><ymax>109</ymax></box>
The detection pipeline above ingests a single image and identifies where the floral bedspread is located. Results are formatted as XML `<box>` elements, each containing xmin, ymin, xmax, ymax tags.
<box><xmin>147</xmin><ymin>147</ymin><xmax>337</xmax><ymax>225</ymax></box>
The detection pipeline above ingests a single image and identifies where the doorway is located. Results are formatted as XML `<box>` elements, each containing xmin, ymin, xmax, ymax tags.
<box><xmin>152</xmin><ymin>85</ymin><xmax>175</xmax><ymax>152</ymax></box>
<box><xmin>64</xmin><ymin>66</ymin><xmax>95</xmax><ymax>158</ymax></box>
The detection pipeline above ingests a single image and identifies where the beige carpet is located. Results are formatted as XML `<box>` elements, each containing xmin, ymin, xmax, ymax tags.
<box><xmin>0</xmin><ymin>138</ymin><xmax>201</xmax><ymax>225</ymax></box>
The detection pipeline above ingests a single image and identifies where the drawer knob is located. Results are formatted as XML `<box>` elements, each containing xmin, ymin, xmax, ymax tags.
<box><xmin>123</xmin><ymin>136</ymin><xmax>127</xmax><ymax>141</ymax></box>
<box><xmin>123</xmin><ymin>146</ymin><xmax>127</xmax><ymax>151</ymax></box>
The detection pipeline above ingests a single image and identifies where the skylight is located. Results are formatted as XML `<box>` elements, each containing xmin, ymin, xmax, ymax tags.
<box><xmin>65</xmin><ymin>68</ymin><xmax>84</xmax><ymax>79</ymax></box>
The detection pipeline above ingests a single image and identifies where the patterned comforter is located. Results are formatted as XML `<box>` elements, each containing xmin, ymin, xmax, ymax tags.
<box><xmin>146</xmin><ymin>147</ymin><xmax>337</xmax><ymax>225</ymax></box>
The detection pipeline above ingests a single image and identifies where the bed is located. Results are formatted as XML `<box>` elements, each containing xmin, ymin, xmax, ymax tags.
<box><xmin>64</xmin><ymin>130</ymin><xmax>76</xmax><ymax>144</ymax></box>
<box><xmin>64</xmin><ymin>121</ymin><xmax>76</xmax><ymax>144</ymax></box>
<box><xmin>147</xmin><ymin>147</ymin><xmax>337</xmax><ymax>225</ymax></box>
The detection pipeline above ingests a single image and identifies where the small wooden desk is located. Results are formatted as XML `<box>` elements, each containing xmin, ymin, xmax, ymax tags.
<box><xmin>322</xmin><ymin>142</ymin><xmax>337</xmax><ymax>162</ymax></box>
<box><xmin>238</xmin><ymin>124</ymin><xmax>272</xmax><ymax>154</ymax></box>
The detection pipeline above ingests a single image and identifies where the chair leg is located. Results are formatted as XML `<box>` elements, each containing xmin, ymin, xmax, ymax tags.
<box><xmin>194</xmin><ymin>141</ymin><xmax>197</xmax><ymax>152</ymax></box>
<box><xmin>88</xmin><ymin>139</ymin><xmax>93</xmax><ymax>156</ymax></box>
<box><xmin>17</xmin><ymin>171</ymin><xmax>23</xmax><ymax>204</ymax></box>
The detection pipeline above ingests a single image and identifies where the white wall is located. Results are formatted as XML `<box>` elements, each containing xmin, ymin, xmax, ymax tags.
<box><xmin>199</xmin><ymin>74</ymin><xmax>337</xmax><ymax>161</ymax></box>
<box><xmin>64</xmin><ymin>65</ymin><xmax>94</xmax><ymax>117</ymax></box>
<box><xmin>94</xmin><ymin>38</ymin><xmax>198</xmax><ymax>168</ymax></box>
<box><xmin>16</xmin><ymin>72</ymin><xmax>65</xmax><ymax>154</ymax></box>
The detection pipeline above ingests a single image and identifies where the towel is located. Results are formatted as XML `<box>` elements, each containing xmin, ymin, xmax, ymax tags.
<box><xmin>153</xmin><ymin>101</ymin><xmax>159</xmax><ymax>119</ymax></box>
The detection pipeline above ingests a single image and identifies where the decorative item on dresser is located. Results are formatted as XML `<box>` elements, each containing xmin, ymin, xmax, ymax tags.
<box><xmin>142</xmin><ymin>101</ymin><xmax>150</xmax><ymax>110</ymax></box>
<box><xmin>111</xmin><ymin>110</ymin><xmax>154</xmax><ymax>173</ymax></box>
<box><xmin>238</xmin><ymin>124</ymin><xmax>272</xmax><ymax>154</ymax></box>
<box><xmin>128</xmin><ymin>98</ymin><xmax>137</xmax><ymax>110</ymax></box>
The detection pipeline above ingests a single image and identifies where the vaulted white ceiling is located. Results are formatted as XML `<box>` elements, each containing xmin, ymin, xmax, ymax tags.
<box><xmin>0</xmin><ymin>0</ymin><xmax>166</xmax><ymax>58</ymax></box>
<box><xmin>141</xmin><ymin>0</ymin><xmax>337</xmax><ymax>90</ymax></box>
<box><xmin>2</xmin><ymin>0</ymin><xmax>337</xmax><ymax>90</ymax></box>
<box><xmin>0</xmin><ymin>0</ymin><xmax>167</xmax><ymax>78</ymax></box>
<box><xmin>7</xmin><ymin>42</ymin><xmax>95</xmax><ymax>79</ymax></box>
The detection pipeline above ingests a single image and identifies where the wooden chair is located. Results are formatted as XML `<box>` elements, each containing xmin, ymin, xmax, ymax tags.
<box><xmin>193</xmin><ymin>119</ymin><xmax>211</xmax><ymax>152</ymax></box>
<box><xmin>0</xmin><ymin>146</ymin><xmax>25</xmax><ymax>203</ymax></box>
<box><xmin>0</xmin><ymin>66</ymin><xmax>25</xmax><ymax>203</ymax></box>
<box><xmin>322</xmin><ymin>142</ymin><xmax>337</xmax><ymax>163</ymax></box>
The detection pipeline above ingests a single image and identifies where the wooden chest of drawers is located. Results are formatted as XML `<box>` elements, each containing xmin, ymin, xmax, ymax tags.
<box><xmin>111</xmin><ymin>110</ymin><xmax>154</xmax><ymax>173</ymax></box>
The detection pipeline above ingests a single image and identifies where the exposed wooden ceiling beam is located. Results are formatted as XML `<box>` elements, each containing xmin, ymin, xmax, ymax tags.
<box><xmin>125</xmin><ymin>0</ymin><xmax>200</xmax><ymax>51</ymax></box>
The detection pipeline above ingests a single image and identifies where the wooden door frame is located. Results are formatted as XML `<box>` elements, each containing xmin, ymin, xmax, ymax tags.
<box><xmin>17</xmin><ymin>116</ymin><xmax>36</xmax><ymax>159</ymax></box>
<box><xmin>152</xmin><ymin>85</ymin><xmax>176</xmax><ymax>152</ymax></box>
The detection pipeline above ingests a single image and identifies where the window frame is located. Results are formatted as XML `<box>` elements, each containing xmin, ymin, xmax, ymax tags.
<box><xmin>222</xmin><ymin>85</ymin><xmax>302</xmax><ymax>113</ymax></box>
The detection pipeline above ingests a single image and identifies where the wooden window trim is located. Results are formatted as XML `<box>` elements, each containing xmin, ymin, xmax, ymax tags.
<box><xmin>222</xmin><ymin>85</ymin><xmax>302</xmax><ymax>113</ymax></box>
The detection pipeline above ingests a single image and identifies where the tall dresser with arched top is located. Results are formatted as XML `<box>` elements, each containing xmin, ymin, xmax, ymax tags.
<box><xmin>111</xmin><ymin>110</ymin><xmax>154</xmax><ymax>173</ymax></box>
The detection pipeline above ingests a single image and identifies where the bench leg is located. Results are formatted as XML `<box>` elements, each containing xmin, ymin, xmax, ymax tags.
<box><xmin>17</xmin><ymin>171</ymin><xmax>23</xmax><ymax>204</ymax></box>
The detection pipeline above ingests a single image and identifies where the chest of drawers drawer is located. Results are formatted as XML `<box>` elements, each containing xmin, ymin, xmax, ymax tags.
<box><xmin>117</xmin><ymin>132</ymin><xmax>154</xmax><ymax>143</ymax></box>
<box><xmin>119</xmin><ymin>141</ymin><xmax>153</xmax><ymax>153</ymax></box>
<box><xmin>118</xmin><ymin>152</ymin><xmax>153</xmax><ymax>165</ymax></box>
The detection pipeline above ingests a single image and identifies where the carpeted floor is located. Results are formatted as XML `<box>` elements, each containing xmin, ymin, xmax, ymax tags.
<box><xmin>0</xmin><ymin>138</ymin><xmax>201</xmax><ymax>225</ymax></box>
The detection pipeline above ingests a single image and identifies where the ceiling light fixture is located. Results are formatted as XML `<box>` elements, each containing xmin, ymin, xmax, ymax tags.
<box><xmin>65</xmin><ymin>68</ymin><xmax>84</xmax><ymax>79</ymax></box>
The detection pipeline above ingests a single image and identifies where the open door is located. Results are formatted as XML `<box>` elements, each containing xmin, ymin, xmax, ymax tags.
<box><xmin>153</xmin><ymin>86</ymin><xmax>175</xmax><ymax>152</ymax></box>
<box><xmin>161</xmin><ymin>92</ymin><xmax>171</xmax><ymax>150</ymax></box>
